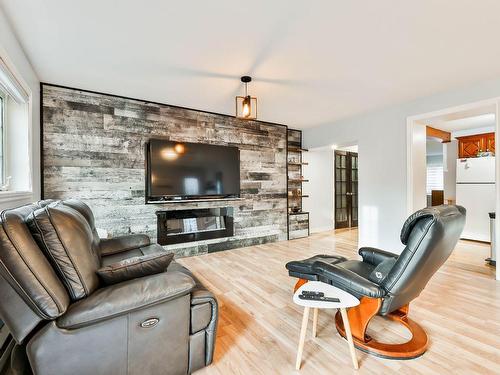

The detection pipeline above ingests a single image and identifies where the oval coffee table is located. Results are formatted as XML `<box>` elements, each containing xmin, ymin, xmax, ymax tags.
<box><xmin>293</xmin><ymin>281</ymin><xmax>360</xmax><ymax>370</ymax></box>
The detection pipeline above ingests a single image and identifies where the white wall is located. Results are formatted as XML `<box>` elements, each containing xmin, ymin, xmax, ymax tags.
<box><xmin>443</xmin><ymin>140</ymin><xmax>458</xmax><ymax>202</ymax></box>
<box><xmin>302</xmin><ymin>147</ymin><xmax>334</xmax><ymax>233</ymax></box>
<box><xmin>0</xmin><ymin>7</ymin><xmax>40</xmax><ymax>209</ymax></box>
<box><xmin>304</xmin><ymin>77</ymin><xmax>500</xmax><ymax>253</ymax></box>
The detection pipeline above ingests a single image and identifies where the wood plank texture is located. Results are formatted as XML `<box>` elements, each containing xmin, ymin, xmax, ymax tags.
<box><xmin>42</xmin><ymin>85</ymin><xmax>288</xmax><ymax>256</ymax></box>
<box><xmin>426</xmin><ymin>126</ymin><xmax>451</xmax><ymax>143</ymax></box>
<box><xmin>178</xmin><ymin>229</ymin><xmax>500</xmax><ymax>374</ymax></box>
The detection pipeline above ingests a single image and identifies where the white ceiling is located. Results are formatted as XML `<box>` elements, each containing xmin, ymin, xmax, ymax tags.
<box><xmin>3</xmin><ymin>0</ymin><xmax>500</xmax><ymax>129</ymax></box>
<box><xmin>432</xmin><ymin>113</ymin><xmax>495</xmax><ymax>133</ymax></box>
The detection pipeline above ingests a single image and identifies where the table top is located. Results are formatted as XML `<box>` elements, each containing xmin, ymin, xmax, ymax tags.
<box><xmin>293</xmin><ymin>281</ymin><xmax>360</xmax><ymax>309</ymax></box>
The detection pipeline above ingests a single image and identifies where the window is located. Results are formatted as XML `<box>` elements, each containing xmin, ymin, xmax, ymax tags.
<box><xmin>0</xmin><ymin>88</ymin><xmax>5</xmax><ymax>188</ymax></box>
<box><xmin>426</xmin><ymin>165</ymin><xmax>444</xmax><ymax>194</ymax></box>
<box><xmin>0</xmin><ymin>57</ymin><xmax>30</xmax><ymax>193</ymax></box>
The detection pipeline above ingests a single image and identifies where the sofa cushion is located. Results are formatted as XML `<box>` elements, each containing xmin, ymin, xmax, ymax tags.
<box><xmin>97</xmin><ymin>252</ymin><xmax>174</xmax><ymax>285</ymax></box>
<box><xmin>27</xmin><ymin>202</ymin><xmax>100</xmax><ymax>301</ymax></box>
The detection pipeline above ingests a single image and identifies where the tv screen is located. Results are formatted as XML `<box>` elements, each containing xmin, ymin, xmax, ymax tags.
<box><xmin>147</xmin><ymin>139</ymin><xmax>240</xmax><ymax>200</ymax></box>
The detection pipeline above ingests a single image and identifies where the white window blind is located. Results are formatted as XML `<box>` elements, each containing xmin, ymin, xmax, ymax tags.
<box><xmin>426</xmin><ymin>166</ymin><xmax>444</xmax><ymax>194</ymax></box>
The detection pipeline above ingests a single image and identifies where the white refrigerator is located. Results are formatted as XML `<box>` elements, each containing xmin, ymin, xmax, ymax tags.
<box><xmin>456</xmin><ymin>156</ymin><xmax>495</xmax><ymax>242</ymax></box>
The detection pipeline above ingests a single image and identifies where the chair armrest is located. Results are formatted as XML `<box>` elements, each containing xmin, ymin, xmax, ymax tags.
<box><xmin>312</xmin><ymin>261</ymin><xmax>386</xmax><ymax>298</ymax></box>
<box><xmin>57</xmin><ymin>271</ymin><xmax>195</xmax><ymax>329</ymax></box>
<box><xmin>358</xmin><ymin>247</ymin><xmax>398</xmax><ymax>266</ymax></box>
<box><xmin>99</xmin><ymin>234</ymin><xmax>151</xmax><ymax>256</ymax></box>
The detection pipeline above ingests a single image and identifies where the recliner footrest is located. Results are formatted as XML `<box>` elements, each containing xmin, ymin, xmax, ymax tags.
<box><xmin>285</xmin><ymin>254</ymin><xmax>347</xmax><ymax>280</ymax></box>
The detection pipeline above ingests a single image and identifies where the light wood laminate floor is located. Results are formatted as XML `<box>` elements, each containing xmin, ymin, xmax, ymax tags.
<box><xmin>179</xmin><ymin>229</ymin><xmax>499</xmax><ymax>375</ymax></box>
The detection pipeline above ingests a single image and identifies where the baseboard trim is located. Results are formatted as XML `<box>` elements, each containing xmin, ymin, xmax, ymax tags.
<box><xmin>310</xmin><ymin>226</ymin><xmax>334</xmax><ymax>234</ymax></box>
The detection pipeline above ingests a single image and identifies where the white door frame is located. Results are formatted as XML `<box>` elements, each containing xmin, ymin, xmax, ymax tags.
<box><xmin>407</xmin><ymin>98</ymin><xmax>500</xmax><ymax>281</ymax></box>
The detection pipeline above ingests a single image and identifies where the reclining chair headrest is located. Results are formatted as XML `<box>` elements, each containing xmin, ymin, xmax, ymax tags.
<box><xmin>400</xmin><ymin>205</ymin><xmax>466</xmax><ymax>245</ymax></box>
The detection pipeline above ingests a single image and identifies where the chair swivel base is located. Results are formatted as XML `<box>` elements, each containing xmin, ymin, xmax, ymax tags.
<box><xmin>335</xmin><ymin>302</ymin><xmax>429</xmax><ymax>360</ymax></box>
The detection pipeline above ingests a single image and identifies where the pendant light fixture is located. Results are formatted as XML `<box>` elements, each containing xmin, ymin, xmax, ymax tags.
<box><xmin>235</xmin><ymin>76</ymin><xmax>257</xmax><ymax>119</ymax></box>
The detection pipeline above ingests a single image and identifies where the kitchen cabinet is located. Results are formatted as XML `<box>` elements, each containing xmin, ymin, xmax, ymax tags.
<box><xmin>456</xmin><ymin>132</ymin><xmax>495</xmax><ymax>158</ymax></box>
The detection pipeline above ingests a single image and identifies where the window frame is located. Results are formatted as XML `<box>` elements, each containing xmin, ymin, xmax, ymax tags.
<box><xmin>0</xmin><ymin>87</ymin><xmax>5</xmax><ymax>188</ymax></box>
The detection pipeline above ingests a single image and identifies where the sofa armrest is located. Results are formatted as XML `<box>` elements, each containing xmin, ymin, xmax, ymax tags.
<box><xmin>312</xmin><ymin>261</ymin><xmax>386</xmax><ymax>298</ymax></box>
<box><xmin>358</xmin><ymin>247</ymin><xmax>398</xmax><ymax>266</ymax></box>
<box><xmin>99</xmin><ymin>234</ymin><xmax>151</xmax><ymax>256</ymax></box>
<box><xmin>189</xmin><ymin>288</ymin><xmax>218</xmax><ymax>368</ymax></box>
<box><xmin>57</xmin><ymin>271</ymin><xmax>195</xmax><ymax>329</ymax></box>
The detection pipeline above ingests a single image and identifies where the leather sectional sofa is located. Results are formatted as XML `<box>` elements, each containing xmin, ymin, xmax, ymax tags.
<box><xmin>0</xmin><ymin>199</ymin><xmax>218</xmax><ymax>375</ymax></box>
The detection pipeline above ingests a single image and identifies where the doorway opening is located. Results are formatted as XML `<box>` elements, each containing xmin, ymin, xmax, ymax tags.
<box><xmin>408</xmin><ymin>100</ymin><xmax>498</xmax><ymax>280</ymax></box>
<box><xmin>334</xmin><ymin>145</ymin><xmax>358</xmax><ymax>229</ymax></box>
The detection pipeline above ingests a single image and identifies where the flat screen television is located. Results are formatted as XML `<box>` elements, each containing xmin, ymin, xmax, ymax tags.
<box><xmin>146</xmin><ymin>139</ymin><xmax>240</xmax><ymax>202</ymax></box>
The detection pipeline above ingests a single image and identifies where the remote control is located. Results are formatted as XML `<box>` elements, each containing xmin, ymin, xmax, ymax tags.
<box><xmin>298</xmin><ymin>294</ymin><xmax>340</xmax><ymax>303</ymax></box>
<box><xmin>301</xmin><ymin>291</ymin><xmax>324</xmax><ymax>298</ymax></box>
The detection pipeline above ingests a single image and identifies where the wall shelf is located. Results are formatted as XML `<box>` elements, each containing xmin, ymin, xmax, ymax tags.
<box><xmin>287</xmin><ymin>129</ymin><xmax>310</xmax><ymax>240</ymax></box>
<box><xmin>288</xmin><ymin>147</ymin><xmax>309</xmax><ymax>152</ymax></box>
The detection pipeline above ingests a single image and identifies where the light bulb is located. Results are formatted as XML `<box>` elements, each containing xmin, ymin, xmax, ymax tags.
<box><xmin>161</xmin><ymin>148</ymin><xmax>178</xmax><ymax>160</ymax></box>
<box><xmin>242</xmin><ymin>96</ymin><xmax>251</xmax><ymax>117</ymax></box>
<box><xmin>174</xmin><ymin>143</ymin><xmax>185</xmax><ymax>154</ymax></box>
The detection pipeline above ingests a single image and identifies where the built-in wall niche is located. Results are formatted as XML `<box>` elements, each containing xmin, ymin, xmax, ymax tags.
<box><xmin>156</xmin><ymin>208</ymin><xmax>234</xmax><ymax>246</ymax></box>
<box><xmin>287</xmin><ymin>129</ymin><xmax>310</xmax><ymax>239</ymax></box>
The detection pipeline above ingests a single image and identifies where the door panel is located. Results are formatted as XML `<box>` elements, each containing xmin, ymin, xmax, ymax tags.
<box><xmin>334</xmin><ymin>151</ymin><xmax>358</xmax><ymax>229</ymax></box>
<box><xmin>335</xmin><ymin>152</ymin><xmax>349</xmax><ymax>228</ymax></box>
<box><xmin>485</xmin><ymin>133</ymin><xmax>495</xmax><ymax>153</ymax></box>
<box><xmin>349</xmin><ymin>152</ymin><xmax>358</xmax><ymax>227</ymax></box>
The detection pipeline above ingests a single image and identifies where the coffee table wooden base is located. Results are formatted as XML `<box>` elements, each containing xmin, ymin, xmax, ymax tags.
<box><xmin>295</xmin><ymin>307</ymin><xmax>310</xmax><ymax>370</ymax></box>
<box><xmin>295</xmin><ymin>307</ymin><xmax>358</xmax><ymax>370</ymax></box>
<box><xmin>339</xmin><ymin>308</ymin><xmax>359</xmax><ymax>369</ymax></box>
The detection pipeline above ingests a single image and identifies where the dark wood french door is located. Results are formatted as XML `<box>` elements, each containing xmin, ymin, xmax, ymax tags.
<box><xmin>334</xmin><ymin>151</ymin><xmax>358</xmax><ymax>229</ymax></box>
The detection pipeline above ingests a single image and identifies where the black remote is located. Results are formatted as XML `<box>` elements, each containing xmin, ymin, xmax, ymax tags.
<box><xmin>298</xmin><ymin>294</ymin><xmax>340</xmax><ymax>303</ymax></box>
<box><xmin>301</xmin><ymin>291</ymin><xmax>324</xmax><ymax>298</ymax></box>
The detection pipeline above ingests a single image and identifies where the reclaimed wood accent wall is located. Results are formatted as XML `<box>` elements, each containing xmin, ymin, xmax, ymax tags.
<box><xmin>42</xmin><ymin>84</ymin><xmax>288</xmax><ymax>256</ymax></box>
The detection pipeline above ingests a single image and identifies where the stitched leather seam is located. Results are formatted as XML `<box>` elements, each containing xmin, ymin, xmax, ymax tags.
<box><xmin>0</xmin><ymin>210</ymin><xmax>64</xmax><ymax>315</ymax></box>
<box><xmin>386</xmin><ymin>218</ymin><xmax>435</xmax><ymax>291</ymax></box>
<box><xmin>31</xmin><ymin>213</ymin><xmax>78</xmax><ymax>301</ymax></box>
<box><xmin>59</xmin><ymin>286</ymin><xmax>193</xmax><ymax>329</ymax></box>
<box><xmin>102</xmin><ymin>253</ymin><xmax>172</xmax><ymax>272</ymax></box>
<box><xmin>126</xmin><ymin>313</ymin><xmax>130</xmax><ymax>375</ymax></box>
<box><xmin>0</xmin><ymin>254</ymin><xmax>51</xmax><ymax>320</ymax></box>
<box><xmin>46</xmin><ymin>207</ymin><xmax>89</xmax><ymax>297</ymax></box>
<box><xmin>100</xmin><ymin>238</ymin><xmax>150</xmax><ymax>256</ymax></box>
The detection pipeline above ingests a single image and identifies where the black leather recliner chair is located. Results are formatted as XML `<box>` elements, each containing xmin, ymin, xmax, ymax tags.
<box><xmin>0</xmin><ymin>199</ymin><xmax>217</xmax><ymax>375</ymax></box>
<box><xmin>286</xmin><ymin>205</ymin><xmax>466</xmax><ymax>359</ymax></box>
